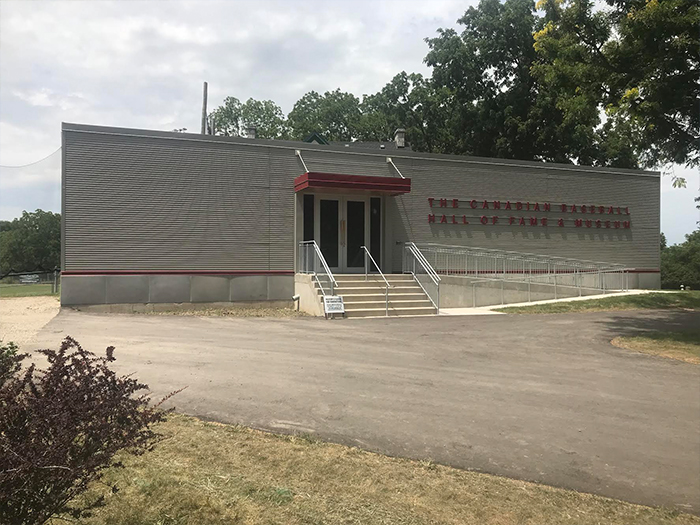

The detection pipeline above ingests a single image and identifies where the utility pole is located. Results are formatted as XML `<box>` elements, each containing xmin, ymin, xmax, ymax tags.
<box><xmin>201</xmin><ymin>81</ymin><xmax>208</xmax><ymax>134</ymax></box>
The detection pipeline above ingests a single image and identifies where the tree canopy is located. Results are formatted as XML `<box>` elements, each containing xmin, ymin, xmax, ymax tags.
<box><xmin>209</xmin><ymin>0</ymin><xmax>699</xmax><ymax>170</ymax></box>
<box><xmin>0</xmin><ymin>210</ymin><xmax>61</xmax><ymax>275</ymax></box>
<box><xmin>661</xmin><ymin>229</ymin><xmax>700</xmax><ymax>289</ymax></box>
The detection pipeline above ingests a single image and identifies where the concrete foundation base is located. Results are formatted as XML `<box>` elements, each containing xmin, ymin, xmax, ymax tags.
<box><xmin>66</xmin><ymin>300</ymin><xmax>293</xmax><ymax>314</ymax></box>
<box><xmin>61</xmin><ymin>274</ymin><xmax>294</xmax><ymax>306</ymax></box>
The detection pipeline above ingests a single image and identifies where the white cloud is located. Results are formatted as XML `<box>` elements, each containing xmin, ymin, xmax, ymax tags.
<box><xmin>0</xmin><ymin>0</ymin><xmax>697</xmax><ymax>245</ymax></box>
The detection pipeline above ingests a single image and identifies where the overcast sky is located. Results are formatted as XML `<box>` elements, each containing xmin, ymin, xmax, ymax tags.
<box><xmin>0</xmin><ymin>0</ymin><xmax>697</xmax><ymax>244</ymax></box>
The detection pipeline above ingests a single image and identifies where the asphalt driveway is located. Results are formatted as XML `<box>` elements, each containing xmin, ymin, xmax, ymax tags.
<box><xmin>32</xmin><ymin>308</ymin><xmax>700</xmax><ymax>513</ymax></box>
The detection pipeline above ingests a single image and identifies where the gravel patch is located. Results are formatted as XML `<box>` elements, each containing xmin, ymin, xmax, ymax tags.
<box><xmin>0</xmin><ymin>296</ymin><xmax>60</xmax><ymax>347</ymax></box>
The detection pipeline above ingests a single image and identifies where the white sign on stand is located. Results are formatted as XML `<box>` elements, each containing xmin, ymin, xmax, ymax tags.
<box><xmin>323</xmin><ymin>295</ymin><xmax>345</xmax><ymax>318</ymax></box>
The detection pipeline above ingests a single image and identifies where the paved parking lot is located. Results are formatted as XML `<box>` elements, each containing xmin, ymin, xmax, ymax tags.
<box><xmin>31</xmin><ymin>308</ymin><xmax>700</xmax><ymax>513</ymax></box>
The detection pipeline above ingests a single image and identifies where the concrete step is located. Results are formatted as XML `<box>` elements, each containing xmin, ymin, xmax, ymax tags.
<box><xmin>334</xmin><ymin>274</ymin><xmax>415</xmax><ymax>282</ymax></box>
<box><xmin>344</xmin><ymin>306</ymin><xmax>437</xmax><ymax>318</ymax></box>
<box><xmin>343</xmin><ymin>299</ymin><xmax>434</xmax><ymax>309</ymax></box>
<box><xmin>331</xmin><ymin>292</ymin><xmax>428</xmax><ymax>302</ymax></box>
<box><xmin>321</xmin><ymin>285</ymin><xmax>424</xmax><ymax>295</ymax></box>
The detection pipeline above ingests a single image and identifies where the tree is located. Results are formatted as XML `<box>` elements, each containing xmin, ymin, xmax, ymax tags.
<box><xmin>358</xmin><ymin>72</ymin><xmax>456</xmax><ymax>153</ymax></box>
<box><xmin>0</xmin><ymin>210</ymin><xmax>60</xmax><ymax>275</ymax></box>
<box><xmin>210</xmin><ymin>97</ymin><xmax>288</xmax><ymax>139</ymax></box>
<box><xmin>661</xmin><ymin>230</ymin><xmax>700</xmax><ymax>289</ymax></box>
<box><xmin>425</xmin><ymin>0</ymin><xmax>541</xmax><ymax>160</ymax></box>
<box><xmin>287</xmin><ymin>89</ymin><xmax>361</xmax><ymax>141</ymax></box>
<box><xmin>660</xmin><ymin>232</ymin><xmax>667</xmax><ymax>251</ymax></box>
<box><xmin>532</xmin><ymin>0</ymin><xmax>699</xmax><ymax>170</ymax></box>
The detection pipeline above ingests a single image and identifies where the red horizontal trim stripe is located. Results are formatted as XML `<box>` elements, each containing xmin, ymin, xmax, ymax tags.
<box><xmin>62</xmin><ymin>270</ymin><xmax>294</xmax><ymax>276</ymax></box>
<box><xmin>294</xmin><ymin>172</ymin><xmax>411</xmax><ymax>194</ymax></box>
<box><xmin>436</xmin><ymin>269</ymin><xmax>659</xmax><ymax>275</ymax></box>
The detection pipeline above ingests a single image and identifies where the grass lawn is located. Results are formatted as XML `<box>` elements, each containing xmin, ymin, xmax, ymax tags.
<box><xmin>0</xmin><ymin>282</ymin><xmax>59</xmax><ymax>298</ymax></box>
<box><xmin>612</xmin><ymin>331</ymin><xmax>700</xmax><ymax>364</ymax></box>
<box><xmin>61</xmin><ymin>415</ymin><xmax>698</xmax><ymax>525</ymax></box>
<box><xmin>495</xmin><ymin>291</ymin><xmax>700</xmax><ymax>314</ymax></box>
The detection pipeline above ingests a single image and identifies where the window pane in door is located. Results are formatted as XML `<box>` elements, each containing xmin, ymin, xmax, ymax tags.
<box><xmin>370</xmin><ymin>197</ymin><xmax>381</xmax><ymax>271</ymax></box>
<box><xmin>346</xmin><ymin>200</ymin><xmax>365</xmax><ymax>268</ymax></box>
<box><xmin>319</xmin><ymin>200</ymin><xmax>339</xmax><ymax>267</ymax></box>
<box><xmin>303</xmin><ymin>194</ymin><xmax>314</xmax><ymax>241</ymax></box>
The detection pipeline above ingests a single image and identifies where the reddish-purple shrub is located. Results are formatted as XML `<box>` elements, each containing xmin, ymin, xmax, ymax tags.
<box><xmin>0</xmin><ymin>337</ymin><xmax>178</xmax><ymax>525</ymax></box>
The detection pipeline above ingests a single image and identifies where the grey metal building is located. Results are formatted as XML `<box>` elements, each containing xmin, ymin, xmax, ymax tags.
<box><xmin>61</xmin><ymin>122</ymin><xmax>660</xmax><ymax>311</ymax></box>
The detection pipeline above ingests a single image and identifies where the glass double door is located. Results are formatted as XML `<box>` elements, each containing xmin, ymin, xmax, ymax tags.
<box><xmin>316</xmin><ymin>197</ymin><xmax>368</xmax><ymax>273</ymax></box>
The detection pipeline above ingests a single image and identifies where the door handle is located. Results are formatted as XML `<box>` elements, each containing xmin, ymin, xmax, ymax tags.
<box><xmin>340</xmin><ymin>219</ymin><xmax>346</xmax><ymax>247</ymax></box>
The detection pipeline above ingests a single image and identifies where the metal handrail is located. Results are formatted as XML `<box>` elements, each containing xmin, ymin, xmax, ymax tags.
<box><xmin>360</xmin><ymin>246</ymin><xmax>391</xmax><ymax>288</ymax></box>
<box><xmin>298</xmin><ymin>240</ymin><xmax>338</xmax><ymax>294</ymax></box>
<box><xmin>360</xmin><ymin>246</ymin><xmax>391</xmax><ymax>316</ymax></box>
<box><xmin>406</xmin><ymin>242</ymin><xmax>440</xmax><ymax>285</ymax></box>
<box><xmin>403</xmin><ymin>242</ymin><xmax>441</xmax><ymax>313</ymax></box>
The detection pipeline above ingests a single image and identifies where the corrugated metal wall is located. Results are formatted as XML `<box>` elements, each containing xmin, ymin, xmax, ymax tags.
<box><xmin>63</xmin><ymin>124</ymin><xmax>660</xmax><ymax>273</ymax></box>
<box><xmin>63</xmin><ymin>129</ymin><xmax>296</xmax><ymax>271</ymax></box>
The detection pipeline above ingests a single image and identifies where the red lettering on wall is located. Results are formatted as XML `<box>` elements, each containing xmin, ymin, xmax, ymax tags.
<box><xmin>589</xmin><ymin>205</ymin><xmax>595</xmax><ymax>214</ymax></box>
<box><xmin>596</xmin><ymin>220</ymin><xmax>602</xmax><ymax>228</ymax></box>
<box><xmin>623</xmin><ymin>221</ymin><xmax>631</xmax><ymax>228</ymax></box>
<box><xmin>558</xmin><ymin>218</ymin><xmax>564</xmax><ymax>227</ymax></box>
<box><xmin>575</xmin><ymin>219</ymin><xmax>583</xmax><ymax>227</ymax></box>
<box><xmin>581</xmin><ymin>205</ymin><xmax>587</xmax><ymax>213</ymax></box>
<box><xmin>527</xmin><ymin>202</ymin><xmax>531</xmax><ymax>211</ymax></box>
<box><xmin>519</xmin><ymin>217</ymin><xmax>526</xmax><ymax>226</ymax></box>
<box><xmin>463</xmin><ymin>215</ymin><xmax>469</xmax><ymax>224</ymax></box>
<box><xmin>614</xmin><ymin>221</ymin><xmax>621</xmax><ymax>228</ymax></box>
<box><xmin>494</xmin><ymin>201</ymin><xmax>501</xmax><ymax>209</ymax></box>
<box><xmin>586</xmin><ymin>220</ymin><xmax>592</xmax><ymax>228</ymax></box>
<box><xmin>480</xmin><ymin>215</ymin><xmax>488</xmax><ymax>225</ymax></box>
<box><xmin>534</xmin><ymin>202</ymin><xmax>540</xmax><ymax>211</ymax></box>
<box><xmin>470</xmin><ymin>200</ymin><xmax>477</xmax><ymax>209</ymax></box>
<box><xmin>561</xmin><ymin>203</ymin><xmax>567</xmax><ymax>212</ymax></box>
<box><xmin>608</xmin><ymin>206</ymin><xmax>614</xmax><ymax>214</ymax></box>
<box><xmin>530</xmin><ymin>217</ymin><xmax>538</xmax><ymax>226</ymax></box>
<box><xmin>625</xmin><ymin>206</ymin><xmax>630</xmax><ymax>215</ymax></box>
<box><xmin>516</xmin><ymin>202</ymin><xmax>523</xmax><ymax>210</ymax></box>
<box><xmin>492</xmin><ymin>216</ymin><xmax>499</xmax><ymax>225</ymax></box>
<box><xmin>440</xmin><ymin>198</ymin><xmax>447</xmax><ymax>208</ymax></box>
<box><xmin>544</xmin><ymin>203</ymin><xmax>551</xmax><ymax>212</ymax></box>
<box><xmin>605</xmin><ymin>220</ymin><xmax>610</xmax><ymax>228</ymax></box>
<box><xmin>599</xmin><ymin>206</ymin><xmax>605</xmax><ymax>214</ymax></box>
<box><xmin>453</xmin><ymin>199</ymin><xmax>459</xmax><ymax>208</ymax></box>
<box><xmin>509</xmin><ymin>216</ymin><xmax>516</xmax><ymax>225</ymax></box>
<box><xmin>541</xmin><ymin>217</ymin><xmax>548</xmax><ymax>226</ymax></box>
<box><xmin>428</xmin><ymin>214</ymin><xmax>435</xmax><ymax>223</ymax></box>
<box><xmin>428</xmin><ymin>198</ymin><xmax>434</xmax><ymax>208</ymax></box>
<box><xmin>452</xmin><ymin>215</ymin><xmax>457</xmax><ymax>224</ymax></box>
<box><xmin>482</xmin><ymin>200</ymin><xmax>489</xmax><ymax>209</ymax></box>
<box><xmin>571</xmin><ymin>205</ymin><xmax>578</xmax><ymax>213</ymax></box>
<box><xmin>440</xmin><ymin>214</ymin><xmax>447</xmax><ymax>223</ymax></box>
<box><xmin>505</xmin><ymin>201</ymin><xmax>512</xmax><ymax>210</ymax></box>
<box><xmin>617</xmin><ymin>207</ymin><xmax>622</xmax><ymax>214</ymax></box>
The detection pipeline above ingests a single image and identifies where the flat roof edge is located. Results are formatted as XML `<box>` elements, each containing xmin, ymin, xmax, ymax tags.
<box><xmin>61</xmin><ymin>122</ymin><xmax>661</xmax><ymax>178</ymax></box>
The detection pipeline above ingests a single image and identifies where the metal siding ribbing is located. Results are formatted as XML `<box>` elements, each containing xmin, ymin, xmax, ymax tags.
<box><xmin>64</xmin><ymin>132</ymin><xmax>294</xmax><ymax>271</ymax></box>
<box><xmin>387</xmin><ymin>157</ymin><xmax>659</xmax><ymax>269</ymax></box>
<box><xmin>63</xmin><ymin>124</ymin><xmax>660</xmax><ymax>274</ymax></box>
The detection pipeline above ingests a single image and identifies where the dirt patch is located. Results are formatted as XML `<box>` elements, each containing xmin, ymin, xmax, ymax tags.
<box><xmin>0</xmin><ymin>296</ymin><xmax>60</xmax><ymax>348</ymax></box>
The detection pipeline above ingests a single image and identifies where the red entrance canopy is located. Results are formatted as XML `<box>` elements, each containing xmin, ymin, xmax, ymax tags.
<box><xmin>294</xmin><ymin>172</ymin><xmax>411</xmax><ymax>195</ymax></box>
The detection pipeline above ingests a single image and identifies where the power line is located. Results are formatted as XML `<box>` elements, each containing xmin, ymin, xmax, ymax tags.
<box><xmin>0</xmin><ymin>146</ymin><xmax>62</xmax><ymax>168</ymax></box>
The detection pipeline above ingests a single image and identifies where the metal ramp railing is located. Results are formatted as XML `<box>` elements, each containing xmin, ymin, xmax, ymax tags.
<box><xmin>412</xmin><ymin>243</ymin><xmax>630</xmax><ymax>298</ymax></box>
<box><xmin>402</xmin><ymin>242</ymin><xmax>441</xmax><ymax>313</ymax></box>
<box><xmin>297</xmin><ymin>240</ymin><xmax>337</xmax><ymax>297</ymax></box>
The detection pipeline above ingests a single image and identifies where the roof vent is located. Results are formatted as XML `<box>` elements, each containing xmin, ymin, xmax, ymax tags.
<box><xmin>246</xmin><ymin>125</ymin><xmax>257</xmax><ymax>139</ymax></box>
<box><xmin>394</xmin><ymin>128</ymin><xmax>405</xmax><ymax>148</ymax></box>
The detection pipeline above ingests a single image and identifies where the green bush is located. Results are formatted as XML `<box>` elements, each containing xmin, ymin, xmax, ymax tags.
<box><xmin>661</xmin><ymin>230</ymin><xmax>700</xmax><ymax>290</ymax></box>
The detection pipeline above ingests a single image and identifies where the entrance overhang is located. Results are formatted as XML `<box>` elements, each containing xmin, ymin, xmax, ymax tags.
<box><xmin>294</xmin><ymin>172</ymin><xmax>411</xmax><ymax>195</ymax></box>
